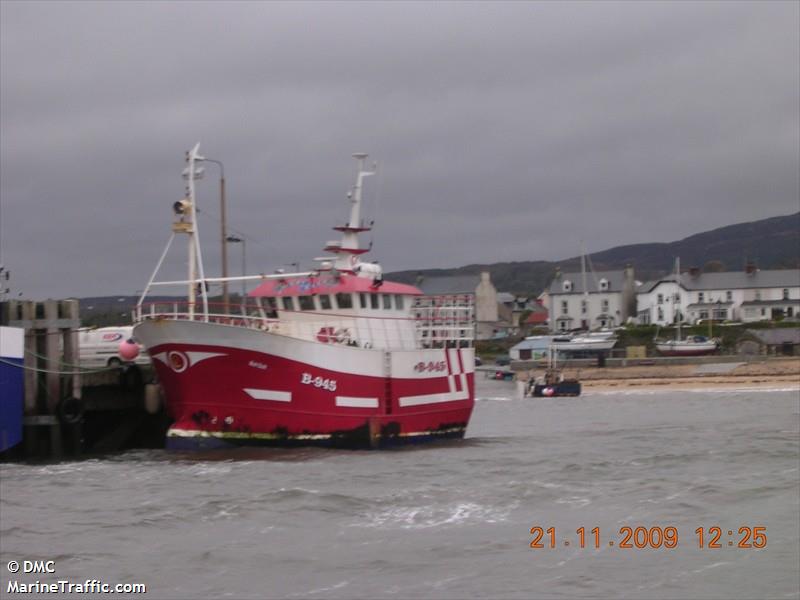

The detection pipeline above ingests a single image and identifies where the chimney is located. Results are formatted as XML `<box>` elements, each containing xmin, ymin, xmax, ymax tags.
<box><xmin>554</xmin><ymin>267</ymin><xmax>561</xmax><ymax>279</ymax></box>
<box><xmin>689</xmin><ymin>266</ymin><xmax>700</xmax><ymax>278</ymax></box>
<box><xmin>745</xmin><ymin>262</ymin><xmax>758</xmax><ymax>275</ymax></box>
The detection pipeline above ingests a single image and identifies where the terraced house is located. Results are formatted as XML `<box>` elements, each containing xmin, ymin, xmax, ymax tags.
<box><xmin>637</xmin><ymin>265</ymin><xmax>800</xmax><ymax>325</ymax></box>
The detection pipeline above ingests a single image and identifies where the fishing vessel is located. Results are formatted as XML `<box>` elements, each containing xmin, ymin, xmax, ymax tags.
<box><xmin>133</xmin><ymin>145</ymin><xmax>475</xmax><ymax>449</ymax></box>
<box><xmin>525</xmin><ymin>346</ymin><xmax>581</xmax><ymax>397</ymax></box>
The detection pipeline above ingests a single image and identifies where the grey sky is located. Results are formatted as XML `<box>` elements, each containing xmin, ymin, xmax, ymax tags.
<box><xmin>1</xmin><ymin>1</ymin><xmax>798</xmax><ymax>299</ymax></box>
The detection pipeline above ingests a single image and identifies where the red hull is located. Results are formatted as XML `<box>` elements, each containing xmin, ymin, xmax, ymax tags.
<box><xmin>134</xmin><ymin>320</ymin><xmax>475</xmax><ymax>449</ymax></box>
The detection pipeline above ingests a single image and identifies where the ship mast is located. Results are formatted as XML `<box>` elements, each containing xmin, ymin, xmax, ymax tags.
<box><xmin>325</xmin><ymin>153</ymin><xmax>376</xmax><ymax>272</ymax></box>
<box><xmin>675</xmin><ymin>256</ymin><xmax>681</xmax><ymax>342</ymax></box>
<box><xmin>181</xmin><ymin>143</ymin><xmax>209</xmax><ymax>320</ymax></box>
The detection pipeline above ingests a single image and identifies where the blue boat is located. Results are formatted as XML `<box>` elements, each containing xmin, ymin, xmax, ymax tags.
<box><xmin>0</xmin><ymin>326</ymin><xmax>24</xmax><ymax>452</ymax></box>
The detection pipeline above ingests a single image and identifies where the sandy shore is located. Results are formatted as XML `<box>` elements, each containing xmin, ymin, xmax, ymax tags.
<box><xmin>515</xmin><ymin>358</ymin><xmax>800</xmax><ymax>392</ymax></box>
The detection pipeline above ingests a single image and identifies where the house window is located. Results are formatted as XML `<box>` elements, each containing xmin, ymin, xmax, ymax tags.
<box><xmin>563</xmin><ymin>280</ymin><xmax>572</xmax><ymax>292</ymax></box>
<box><xmin>581</xmin><ymin>300</ymin><xmax>587</xmax><ymax>314</ymax></box>
<box><xmin>394</xmin><ymin>295</ymin><xmax>404</xmax><ymax>310</ymax></box>
<box><xmin>601</xmin><ymin>299</ymin><xmax>609</xmax><ymax>313</ymax></box>
<box><xmin>787</xmin><ymin>307</ymin><xmax>794</xmax><ymax>317</ymax></box>
<box><xmin>699</xmin><ymin>310</ymin><xmax>709</xmax><ymax>319</ymax></box>
<box><xmin>282</xmin><ymin>296</ymin><xmax>295</xmax><ymax>311</ymax></box>
<box><xmin>657</xmin><ymin>294</ymin><xmax>663</xmax><ymax>305</ymax></box>
<box><xmin>755</xmin><ymin>291</ymin><xmax>761</xmax><ymax>301</ymax></box>
<box><xmin>558</xmin><ymin>321</ymin><xmax>568</xmax><ymax>332</ymax></box>
<box><xmin>760</xmin><ymin>308</ymin><xmax>766</xmax><ymax>316</ymax></box>
<box><xmin>726</xmin><ymin>291</ymin><xmax>732</xmax><ymax>302</ymax></box>
<box><xmin>319</xmin><ymin>295</ymin><xmax>332</xmax><ymax>310</ymax></box>
<box><xmin>674</xmin><ymin>294</ymin><xmax>681</xmax><ymax>304</ymax></box>
<box><xmin>783</xmin><ymin>289</ymin><xmax>790</xmax><ymax>300</ymax></box>
<box><xmin>657</xmin><ymin>307</ymin><xmax>663</xmax><ymax>321</ymax></box>
<box><xmin>335</xmin><ymin>293</ymin><xmax>353</xmax><ymax>309</ymax></box>
<box><xmin>561</xmin><ymin>300</ymin><xmax>568</xmax><ymax>315</ymax></box>
<box><xmin>712</xmin><ymin>308</ymin><xmax>727</xmax><ymax>320</ymax></box>
<box><xmin>298</xmin><ymin>296</ymin><xmax>315</xmax><ymax>311</ymax></box>
<box><xmin>599</xmin><ymin>278</ymin><xmax>608</xmax><ymax>291</ymax></box>
<box><xmin>698</xmin><ymin>292</ymin><xmax>704</xmax><ymax>303</ymax></box>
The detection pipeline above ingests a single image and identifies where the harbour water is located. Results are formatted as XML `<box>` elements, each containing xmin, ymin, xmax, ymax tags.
<box><xmin>1</xmin><ymin>379</ymin><xmax>798</xmax><ymax>599</ymax></box>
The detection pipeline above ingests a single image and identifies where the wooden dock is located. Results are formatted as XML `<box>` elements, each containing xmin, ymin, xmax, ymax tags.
<box><xmin>1</xmin><ymin>299</ymin><xmax>168</xmax><ymax>460</ymax></box>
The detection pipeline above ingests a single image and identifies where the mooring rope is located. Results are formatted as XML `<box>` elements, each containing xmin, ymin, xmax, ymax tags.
<box><xmin>0</xmin><ymin>357</ymin><xmax>122</xmax><ymax>375</ymax></box>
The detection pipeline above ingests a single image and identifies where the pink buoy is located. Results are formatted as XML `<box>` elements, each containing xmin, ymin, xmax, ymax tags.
<box><xmin>542</xmin><ymin>387</ymin><xmax>555</xmax><ymax>397</ymax></box>
<box><xmin>118</xmin><ymin>338</ymin><xmax>140</xmax><ymax>361</ymax></box>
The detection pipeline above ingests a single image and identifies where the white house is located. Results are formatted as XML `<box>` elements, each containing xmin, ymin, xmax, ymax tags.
<box><xmin>545</xmin><ymin>266</ymin><xmax>637</xmax><ymax>332</ymax></box>
<box><xmin>637</xmin><ymin>265</ymin><xmax>800</xmax><ymax>325</ymax></box>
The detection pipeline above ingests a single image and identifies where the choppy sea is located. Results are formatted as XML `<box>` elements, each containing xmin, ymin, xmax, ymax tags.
<box><xmin>1</xmin><ymin>378</ymin><xmax>798</xmax><ymax>599</ymax></box>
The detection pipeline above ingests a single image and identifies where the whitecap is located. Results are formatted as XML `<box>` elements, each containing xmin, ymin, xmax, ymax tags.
<box><xmin>554</xmin><ymin>496</ymin><xmax>591</xmax><ymax>508</ymax></box>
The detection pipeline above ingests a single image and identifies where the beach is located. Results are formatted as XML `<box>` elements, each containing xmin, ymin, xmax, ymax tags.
<box><xmin>515</xmin><ymin>357</ymin><xmax>800</xmax><ymax>393</ymax></box>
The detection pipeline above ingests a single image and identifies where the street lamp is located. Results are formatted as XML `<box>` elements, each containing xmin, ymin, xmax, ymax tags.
<box><xmin>199</xmin><ymin>157</ymin><xmax>228</xmax><ymax>313</ymax></box>
<box><xmin>226</xmin><ymin>235</ymin><xmax>246</xmax><ymax>307</ymax></box>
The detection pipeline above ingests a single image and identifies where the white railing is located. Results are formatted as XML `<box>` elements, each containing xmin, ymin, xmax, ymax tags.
<box><xmin>413</xmin><ymin>294</ymin><xmax>475</xmax><ymax>348</ymax></box>
<box><xmin>134</xmin><ymin>294</ymin><xmax>475</xmax><ymax>350</ymax></box>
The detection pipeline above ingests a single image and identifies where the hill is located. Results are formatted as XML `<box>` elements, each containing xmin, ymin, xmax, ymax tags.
<box><xmin>72</xmin><ymin>212</ymin><xmax>799</xmax><ymax>322</ymax></box>
<box><xmin>387</xmin><ymin>212</ymin><xmax>800</xmax><ymax>295</ymax></box>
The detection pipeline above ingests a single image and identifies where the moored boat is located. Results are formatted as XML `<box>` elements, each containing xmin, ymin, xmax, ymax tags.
<box><xmin>550</xmin><ymin>331</ymin><xmax>618</xmax><ymax>352</ymax></box>
<box><xmin>133</xmin><ymin>146</ymin><xmax>476</xmax><ymax>449</ymax></box>
<box><xmin>655</xmin><ymin>335</ymin><xmax>718</xmax><ymax>357</ymax></box>
<box><xmin>653</xmin><ymin>259</ymin><xmax>719</xmax><ymax>357</ymax></box>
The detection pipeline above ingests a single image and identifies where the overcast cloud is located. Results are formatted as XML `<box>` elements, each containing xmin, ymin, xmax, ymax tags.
<box><xmin>1</xmin><ymin>1</ymin><xmax>798</xmax><ymax>299</ymax></box>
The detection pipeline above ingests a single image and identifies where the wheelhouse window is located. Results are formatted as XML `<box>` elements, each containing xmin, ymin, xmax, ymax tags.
<box><xmin>382</xmin><ymin>294</ymin><xmax>392</xmax><ymax>309</ymax></box>
<box><xmin>370</xmin><ymin>294</ymin><xmax>379</xmax><ymax>309</ymax></box>
<box><xmin>335</xmin><ymin>293</ymin><xmax>353</xmax><ymax>309</ymax></box>
<box><xmin>319</xmin><ymin>294</ymin><xmax>332</xmax><ymax>310</ymax></box>
<box><xmin>264</xmin><ymin>297</ymin><xmax>277</xmax><ymax>311</ymax></box>
<box><xmin>359</xmin><ymin>293</ymin><xmax>368</xmax><ymax>309</ymax></box>
<box><xmin>282</xmin><ymin>296</ymin><xmax>295</xmax><ymax>311</ymax></box>
<box><xmin>394</xmin><ymin>295</ymin><xmax>404</xmax><ymax>310</ymax></box>
<box><xmin>298</xmin><ymin>296</ymin><xmax>315</xmax><ymax>311</ymax></box>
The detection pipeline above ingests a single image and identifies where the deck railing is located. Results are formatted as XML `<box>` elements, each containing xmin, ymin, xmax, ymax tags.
<box><xmin>134</xmin><ymin>295</ymin><xmax>475</xmax><ymax>350</ymax></box>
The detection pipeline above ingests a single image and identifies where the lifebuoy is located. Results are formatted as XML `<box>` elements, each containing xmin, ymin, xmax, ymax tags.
<box><xmin>316</xmin><ymin>326</ymin><xmax>335</xmax><ymax>343</ymax></box>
